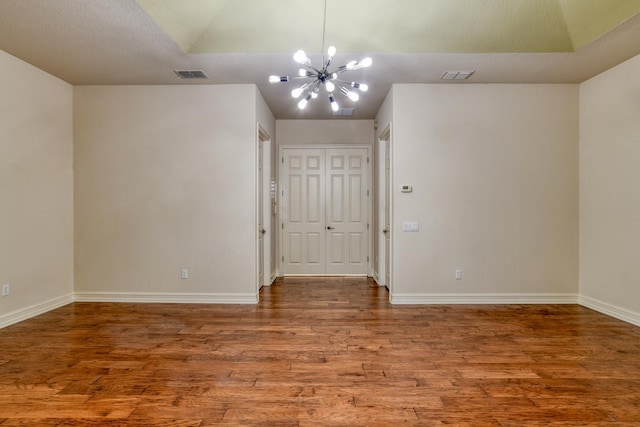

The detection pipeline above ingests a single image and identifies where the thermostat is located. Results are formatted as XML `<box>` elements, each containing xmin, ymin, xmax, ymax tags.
<box><xmin>400</xmin><ymin>185</ymin><xmax>413</xmax><ymax>193</ymax></box>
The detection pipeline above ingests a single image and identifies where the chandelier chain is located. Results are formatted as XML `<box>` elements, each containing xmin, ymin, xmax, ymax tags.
<box><xmin>321</xmin><ymin>0</ymin><xmax>327</xmax><ymax>64</ymax></box>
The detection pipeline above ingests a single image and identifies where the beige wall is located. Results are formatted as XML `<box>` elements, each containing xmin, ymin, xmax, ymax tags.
<box><xmin>390</xmin><ymin>84</ymin><xmax>579</xmax><ymax>301</ymax></box>
<box><xmin>276</xmin><ymin>120</ymin><xmax>374</xmax><ymax>147</ymax></box>
<box><xmin>579</xmin><ymin>54</ymin><xmax>640</xmax><ymax>323</ymax></box>
<box><xmin>74</xmin><ymin>85</ymin><xmax>266</xmax><ymax>302</ymax></box>
<box><xmin>0</xmin><ymin>51</ymin><xmax>74</xmax><ymax>327</ymax></box>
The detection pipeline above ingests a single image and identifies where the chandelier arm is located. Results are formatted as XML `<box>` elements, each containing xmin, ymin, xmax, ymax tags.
<box><xmin>325</xmin><ymin>58</ymin><xmax>332</xmax><ymax>70</ymax></box>
<box><xmin>333</xmin><ymin>79</ymin><xmax>355</xmax><ymax>85</ymax></box>
<box><xmin>304</xmin><ymin>63</ymin><xmax>323</xmax><ymax>75</ymax></box>
<box><xmin>333</xmin><ymin>68</ymin><xmax>352</xmax><ymax>75</ymax></box>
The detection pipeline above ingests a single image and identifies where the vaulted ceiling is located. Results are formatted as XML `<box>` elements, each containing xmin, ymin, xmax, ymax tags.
<box><xmin>2</xmin><ymin>0</ymin><xmax>640</xmax><ymax>119</ymax></box>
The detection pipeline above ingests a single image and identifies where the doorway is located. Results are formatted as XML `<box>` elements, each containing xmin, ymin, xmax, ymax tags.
<box><xmin>375</xmin><ymin>126</ymin><xmax>392</xmax><ymax>290</ymax></box>
<box><xmin>257</xmin><ymin>127</ymin><xmax>272</xmax><ymax>291</ymax></box>
<box><xmin>280</xmin><ymin>147</ymin><xmax>370</xmax><ymax>275</ymax></box>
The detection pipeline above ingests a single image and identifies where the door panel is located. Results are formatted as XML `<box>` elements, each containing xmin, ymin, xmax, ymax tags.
<box><xmin>282</xmin><ymin>149</ymin><xmax>326</xmax><ymax>274</ymax></box>
<box><xmin>325</xmin><ymin>148</ymin><xmax>368</xmax><ymax>275</ymax></box>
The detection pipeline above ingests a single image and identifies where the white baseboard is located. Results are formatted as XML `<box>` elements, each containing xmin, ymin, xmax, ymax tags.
<box><xmin>0</xmin><ymin>293</ymin><xmax>74</xmax><ymax>329</ymax></box>
<box><xmin>579</xmin><ymin>295</ymin><xmax>640</xmax><ymax>327</ymax></box>
<box><xmin>74</xmin><ymin>292</ymin><xmax>258</xmax><ymax>304</ymax></box>
<box><xmin>390</xmin><ymin>293</ymin><xmax>579</xmax><ymax>305</ymax></box>
<box><xmin>372</xmin><ymin>272</ymin><xmax>386</xmax><ymax>287</ymax></box>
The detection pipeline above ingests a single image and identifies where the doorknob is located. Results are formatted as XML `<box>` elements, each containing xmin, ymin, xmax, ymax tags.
<box><xmin>261</xmin><ymin>229</ymin><xmax>266</xmax><ymax>235</ymax></box>
<box><xmin>326</xmin><ymin>226</ymin><xmax>335</xmax><ymax>230</ymax></box>
<box><xmin>382</xmin><ymin>228</ymin><xmax>388</xmax><ymax>234</ymax></box>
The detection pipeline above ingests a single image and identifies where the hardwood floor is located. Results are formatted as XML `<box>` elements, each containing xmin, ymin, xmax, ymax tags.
<box><xmin>1</xmin><ymin>277</ymin><xmax>639</xmax><ymax>426</ymax></box>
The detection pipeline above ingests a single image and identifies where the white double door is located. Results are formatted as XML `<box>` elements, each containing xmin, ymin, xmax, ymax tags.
<box><xmin>282</xmin><ymin>147</ymin><xmax>369</xmax><ymax>275</ymax></box>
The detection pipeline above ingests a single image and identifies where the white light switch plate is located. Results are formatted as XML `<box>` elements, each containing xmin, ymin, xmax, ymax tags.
<box><xmin>402</xmin><ymin>222</ymin><xmax>419</xmax><ymax>232</ymax></box>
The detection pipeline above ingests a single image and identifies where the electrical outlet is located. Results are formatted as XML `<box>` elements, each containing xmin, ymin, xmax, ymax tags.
<box><xmin>455</xmin><ymin>270</ymin><xmax>463</xmax><ymax>280</ymax></box>
<box><xmin>180</xmin><ymin>269</ymin><xmax>189</xmax><ymax>280</ymax></box>
<box><xmin>1</xmin><ymin>284</ymin><xmax>9</xmax><ymax>297</ymax></box>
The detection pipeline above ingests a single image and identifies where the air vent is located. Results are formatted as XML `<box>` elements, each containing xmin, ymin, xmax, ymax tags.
<box><xmin>174</xmin><ymin>70</ymin><xmax>209</xmax><ymax>79</ymax></box>
<box><xmin>332</xmin><ymin>108</ymin><xmax>355</xmax><ymax>116</ymax></box>
<box><xmin>441</xmin><ymin>71</ymin><xmax>475</xmax><ymax>80</ymax></box>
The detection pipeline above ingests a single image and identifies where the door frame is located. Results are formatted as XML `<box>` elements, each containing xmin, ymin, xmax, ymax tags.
<box><xmin>378</xmin><ymin>125</ymin><xmax>393</xmax><ymax>292</ymax></box>
<box><xmin>278</xmin><ymin>144</ymin><xmax>373</xmax><ymax>277</ymax></box>
<box><xmin>257</xmin><ymin>125</ymin><xmax>272</xmax><ymax>295</ymax></box>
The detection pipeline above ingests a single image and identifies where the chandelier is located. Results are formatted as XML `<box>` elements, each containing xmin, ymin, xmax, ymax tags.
<box><xmin>268</xmin><ymin>1</ymin><xmax>372</xmax><ymax>112</ymax></box>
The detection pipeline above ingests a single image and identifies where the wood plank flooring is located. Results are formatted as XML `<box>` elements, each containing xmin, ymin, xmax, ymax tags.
<box><xmin>1</xmin><ymin>276</ymin><xmax>639</xmax><ymax>426</ymax></box>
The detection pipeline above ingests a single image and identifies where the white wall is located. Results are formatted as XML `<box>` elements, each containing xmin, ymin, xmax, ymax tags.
<box><xmin>0</xmin><ymin>51</ymin><xmax>74</xmax><ymax>327</ymax></box>
<box><xmin>276</xmin><ymin>120</ymin><xmax>374</xmax><ymax>147</ymax></box>
<box><xmin>390</xmin><ymin>84</ymin><xmax>579</xmax><ymax>302</ymax></box>
<box><xmin>579</xmin><ymin>53</ymin><xmax>640</xmax><ymax>325</ymax></box>
<box><xmin>74</xmin><ymin>85</ymin><xmax>262</xmax><ymax>302</ymax></box>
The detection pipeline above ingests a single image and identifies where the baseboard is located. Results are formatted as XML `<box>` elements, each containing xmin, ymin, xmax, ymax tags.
<box><xmin>579</xmin><ymin>295</ymin><xmax>640</xmax><ymax>327</ymax></box>
<box><xmin>0</xmin><ymin>293</ymin><xmax>74</xmax><ymax>329</ymax></box>
<box><xmin>372</xmin><ymin>272</ymin><xmax>386</xmax><ymax>287</ymax></box>
<box><xmin>74</xmin><ymin>292</ymin><xmax>258</xmax><ymax>304</ymax></box>
<box><xmin>390</xmin><ymin>293</ymin><xmax>579</xmax><ymax>305</ymax></box>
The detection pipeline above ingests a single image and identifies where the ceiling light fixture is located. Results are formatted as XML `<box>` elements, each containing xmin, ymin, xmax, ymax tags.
<box><xmin>268</xmin><ymin>0</ymin><xmax>372</xmax><ymax>112</ymax></box>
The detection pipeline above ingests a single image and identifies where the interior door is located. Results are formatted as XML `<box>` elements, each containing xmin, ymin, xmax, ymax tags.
<box><xmin>384</xmin><ymin>139</ymin><xmax>391</xmax><ymax>288</ymax></box>
<box><xmin>258</xmin><ymin>140</ymin><xmax>265</xmax><ymax>288</ymax></box>
<box><xmin>281</xmin><ymin>147</ymin><xmax>368</xmax><ymax>275</ymax></box>
<box><xmin>282</xmin><ymin>149</ymin><xmax>326</xmax><ymax>275</ymax></box>
<box><xmin>325</xmin><ymin>148</ymin><xmax>368</xmax><ymax>275</ymax></box>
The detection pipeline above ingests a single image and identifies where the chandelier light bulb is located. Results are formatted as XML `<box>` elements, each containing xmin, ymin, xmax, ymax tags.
<box><xmin>327</xmin><ymin>46</ymin><xmax>336</xmax><ymax>58</ymax></box>
<box><xmin>298</xmin><ymin>93</ymin><xmax>312</xmax><ymax>110</ymax></box>
<box><xmin>351</xmin><ymin>82</ymin><xmax>368</xmax><ymax>92</ymax></box>
<box><xmin>269</xmin><ymin>75</ymin><xmax>288</xmax><ymax>83</ymax></box>
<box><xmin>293</xmin><ymin>50</ymin><xmax>309</xmax><ymax>65</ymax></box>
<box><xmin>345</xmin><ymin>60</ymin><xmax>357</xmax><ymax>70</ymax></box>
<box><xmin>291</xmin><ymin>87</ymin><xmax>304</xmax><ymax>98</ymax></box>
<box><xmin>359</xmin><ymin>57</ymin><xmax>373</xmax><ymax>68</ymax></box>
<box><xmin>325</xmin><ymin>81</ymin><xmax>335</xmax><ymax>92</ymax></box>
<box><xmin>298</xmin><ymin>68</ymin><xmax>308</xmax><ymax>77</ymax></box>
<box><xmin>339</xmin><ymin>86</ymin><xmax>359</xmax><ymax>102</ymax></box>
<box><xmin>329</xmin><ymin>94</ymin><xmax>339</xmax><ymax>112</ymax></box>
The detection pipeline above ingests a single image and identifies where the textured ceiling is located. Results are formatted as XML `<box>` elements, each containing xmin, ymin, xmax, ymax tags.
<box><xmin>136</xmin><ymin>0</ymin><xmax>640</xmax><ymax>53</ymax></box>
<box><xmin>1</xmin><ymin>0</ymin><xmax>640</xmax><ymax>119</ymax></box>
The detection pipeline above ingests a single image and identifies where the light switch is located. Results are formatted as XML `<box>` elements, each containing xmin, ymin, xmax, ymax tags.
<box><xmin>402</xmin><ymin>222</ymin><xmax>419</xmax><ymax>232</ymax></box>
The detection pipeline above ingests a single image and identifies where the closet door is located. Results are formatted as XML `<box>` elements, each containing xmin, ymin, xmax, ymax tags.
<box><xmin>281</xmin><ymin>149</ymin><xmax>326</xmax><ymax>275</ymax></box>
<box><xmin>281</xmin><ymin>147</ymin><xmax>368</xmax><ymax>275</ymax></box>
<box><xmin>325</xmin><ymin>148</ymin><xmax>368</xmax><ymax>275</ymax></box>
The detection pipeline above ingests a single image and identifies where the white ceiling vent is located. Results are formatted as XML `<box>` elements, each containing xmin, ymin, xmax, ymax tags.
<box><xmin>441</xmin><ymin>71</ymin><xmax>475</xmax><ymax>80</ymax></box>
<box><xmin>332</xmin><ymin>108</ymin><xmax>355</xmax><ymax>116</ymax></box>
<box><xmin>174</xmin><ymin>70</ymin><xmax>209</xmax><ymax>79</ymax></box>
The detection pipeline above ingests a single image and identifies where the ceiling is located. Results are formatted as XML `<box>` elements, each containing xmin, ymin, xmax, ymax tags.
<box><xmin>1</xmin><ymin>0</ymin><xmax>640</xmax><ymax>119</ymax></box>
